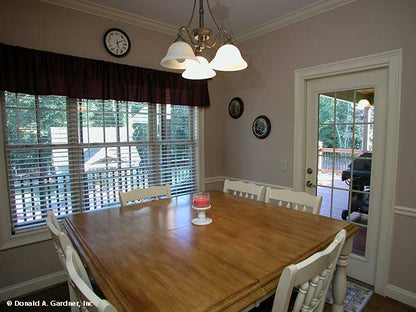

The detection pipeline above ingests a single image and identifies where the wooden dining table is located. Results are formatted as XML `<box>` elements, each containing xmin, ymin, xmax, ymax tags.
<box><xmin>62</xmin><ymin>190</ymin><xmax>357</xmax><ymax>312</ymax></box>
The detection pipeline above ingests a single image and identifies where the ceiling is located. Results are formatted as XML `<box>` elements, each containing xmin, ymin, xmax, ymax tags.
<box><xmin>44</xmin><ymin>0</ymin><xmax>355</xmax><ymax>42</ymax></box>
<box><xmin>93</xmin><ymin>0</ymin><xmax>318</xmax><ymax>35</ymax></box>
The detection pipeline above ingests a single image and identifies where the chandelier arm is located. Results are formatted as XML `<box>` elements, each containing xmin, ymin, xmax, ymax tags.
<box><xmin>206</xmin><ymin>0</ymin><xmax>221</xmax><ymax>31</ymax></box>
<box><xmin>178</xmin><ymin>26</ymin><xmax>199</xmax><ymax>46</ymax></box>
<box><xmin>204</xmin><ymin>29</ymin><xmax>229</xmax><ymax>48</ymax></box>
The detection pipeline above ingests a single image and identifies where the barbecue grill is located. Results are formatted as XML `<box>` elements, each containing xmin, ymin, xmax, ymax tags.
<box><xmin>341</xmin><ymin>152</ymin><xmax>372</xmax><ymax>220</ymax></box>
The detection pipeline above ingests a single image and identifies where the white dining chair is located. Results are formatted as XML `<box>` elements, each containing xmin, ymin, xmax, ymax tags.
<box><xmin>264</xmin><ymin>187</ymin><xmax>323</xmax><ymax>215</ymax></box>
<box><xmin>66</xmin><ymin>245</ymin><xmax>117</xmax><ymax>312</ymax></box>
<box><xmin>270</xmin><ymin>229</ymin><xmax>346</xmax><ymax>312</ymax></box>
<box><xmin>46</xmin><ymin>210</ymin><xmax>66</xmax><ymax>267</ymax></box>
<box><xmin>223</xmin><ymin>179</ymin><xmax>265</xmax><ymax>201</ymax></box>
<box><xmin>46</xmin><ymin>211</ymin><xmax>79</xmax><ymax>312</ymax></box>
<box><xmin>119</xmin><ymin>184</ymin><xmax>171</xmax><ymax>206</ymax></box>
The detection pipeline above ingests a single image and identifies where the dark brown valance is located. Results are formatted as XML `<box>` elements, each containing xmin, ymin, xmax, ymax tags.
<box><xmin>0</xmin><ymin>43</ymin><xmax>210</xmax><ymax>107</ymax></box>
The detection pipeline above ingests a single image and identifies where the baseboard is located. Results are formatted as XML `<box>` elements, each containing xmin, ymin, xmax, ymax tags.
<box><xmin>205</xmin><ymin>176</ymin><xmax>227</xmax><ymax>184</ymax></box>
<box><xmin>385</xmin><ymin>284</ymin><xmax>416</xmax><ymax>308</ymax></box>
<box><xmin>205</xmin><ymin>176</ymin><xmax>292</xmax><ymax>190</ymax></box>
<box><xmin>0</xmin><ymin>271</ymin><xmax>66</xmax><ymax>303</ymax></box>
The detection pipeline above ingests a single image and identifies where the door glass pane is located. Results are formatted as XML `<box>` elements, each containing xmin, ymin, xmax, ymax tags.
<box><xmin>317</xmin><ymin>159</ymin><xmax>332</xmax><ymax>187</ymax></box>
<box><xmin>352</xmin><ymin>225</ymin><xmax>367</xmax><ymax>257</ymax></box>
<box><xmin>355</xmin><ymin>88</ymin><xmax>374</xmax><ymax>123</ymax></box>
<box><xmin>318</xmin><ymin>125</ymin><xmax>334</xmax><ymax>155</ymax></box>
<box><xmin>317</xmin><ymin>186</ymin><xmax>331</xmax><ymax>218</ymax></box>
<box><xmin>335</xmin><ymin>90</ymin><xmax>354</xmax><ymax>123</ymax></box>
<box><xmin>334</xmin><ymin>125</ymin><xmax>354</xmax><ymax>151</ymax></box>
<box><xmin>332</xmin><ymin>189</ymin><xmax>349</xmax><ymax>220</ymax></box>
<box><xmin>319</xmin><ymin>93</ymin><xmax>335</xmax><ymax>124</ymax></box>
<box><xmin>317</xmin><ymin>88</ymin><xmax>375</xmax><ymax>258</ymax></box>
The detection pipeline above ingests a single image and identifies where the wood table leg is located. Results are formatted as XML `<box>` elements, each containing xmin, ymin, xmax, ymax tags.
<box><xmin>332</xmin><ymin>236</ymin><xmax>353</xmax><ymax>312</ymax></box>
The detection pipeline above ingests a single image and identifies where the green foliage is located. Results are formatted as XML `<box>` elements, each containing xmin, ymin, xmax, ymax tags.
<box><xmin>318</xmin><ymin>94</ymin><xmax>366</xmax><ymax>150</ymax></box>
<box><xmin>4</xmin><ymin>93</ymin><xmax>195</xmax><ymax>174</ymax></box>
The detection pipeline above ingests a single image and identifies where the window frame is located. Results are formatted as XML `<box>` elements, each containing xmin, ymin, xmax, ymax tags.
<box><xmin>0</xmin><ymin>94</ymin><xmax>205</xmax><ymax>250</ymax></box>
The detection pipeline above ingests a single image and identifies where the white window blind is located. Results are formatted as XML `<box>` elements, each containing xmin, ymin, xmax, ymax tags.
<box><xmin>2</xmin><ymin>92</ymin><xmax>199</xmax><ymax>232</ymax></box>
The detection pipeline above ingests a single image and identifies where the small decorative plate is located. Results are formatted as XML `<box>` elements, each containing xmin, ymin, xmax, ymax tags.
<box><xmin>228</xmin><ymin>97</ymin><xmax>244</xmax><ymax>119</ymax></box>
<box><xmin>252</xmin><ymin>115</ymin><xmax>271</xmax><ymax>139</ymax></box>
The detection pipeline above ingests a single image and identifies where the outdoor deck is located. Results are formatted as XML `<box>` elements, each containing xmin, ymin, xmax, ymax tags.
<box><xmin>317</xmin><ymin>171</ymin><xmax>368</xmax><ymax>256</ymax></box>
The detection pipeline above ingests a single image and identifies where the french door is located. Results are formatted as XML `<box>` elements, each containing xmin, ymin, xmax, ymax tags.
<box><xmin>304</xmin><ymin>68</ymin><xmax>388</xmax><ymax>285</ymax></box>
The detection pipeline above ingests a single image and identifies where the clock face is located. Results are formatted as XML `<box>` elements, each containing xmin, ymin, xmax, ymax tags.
<box><xmin>104</xmin><ymin>28</ymin><xmax>130</xmax><ymax>57</ymax></box>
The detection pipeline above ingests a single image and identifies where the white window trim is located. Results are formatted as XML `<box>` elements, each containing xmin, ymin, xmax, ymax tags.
<box><xmin>0</xmin><ymin>103</ymin><xmax>205</xmax><ymax>250</ymax></box>
<box><xmin>0</xmin><ymin>102</ymin><xmax>52</xmax><ymax>249</ymax></box>
<box><xmin>198</xmin><ymin>108</ymin><xmax>205</xmax><ymax>192</ymax></box>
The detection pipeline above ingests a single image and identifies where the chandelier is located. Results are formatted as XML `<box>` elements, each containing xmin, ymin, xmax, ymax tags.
<box><xmin>160</xmin><ymin>0</ymin><xmax>248</xmax><ymax>80</ymax></box>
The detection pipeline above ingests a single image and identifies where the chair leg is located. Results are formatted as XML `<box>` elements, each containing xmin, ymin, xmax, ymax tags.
<box><xmin>68</xmin><ymin>282</ymin><xmax>80</xmax><ymax>312</ymax></box>
<box><xmin>332</xmin><ymin>237</ymin><xmax>353</xmax><ymax>312</ymax></box>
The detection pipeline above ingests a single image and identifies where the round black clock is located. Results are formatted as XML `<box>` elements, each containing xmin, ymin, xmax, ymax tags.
<box><xmin>104</xmin><ymin>28</ymin><xmax>130</xmax><ymax>57</ymax></box>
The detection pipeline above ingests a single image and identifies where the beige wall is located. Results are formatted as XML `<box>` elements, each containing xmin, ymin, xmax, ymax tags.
<box><xmin>0</xmin><ymin>0</ymin><xmax>224</xmax><ymax>289</ymax></box>
<box><xmin>0</xmin><ymin>0</ymin><xmax>172</xmax><ymax>69</ymax></box>
<box><xmin>203</xmin><ymin>77</ymin><xmax>226</xmax><ymax>180</ymax></box>
<box><xmin>389</xmin><ymin>214</ymin><xmax>416</xmax><ymax>293</ymax></box>
<box><xmin>219</xmin><ymin>0</ymin><xmax>416</xmax><ymax>295</ymax></box>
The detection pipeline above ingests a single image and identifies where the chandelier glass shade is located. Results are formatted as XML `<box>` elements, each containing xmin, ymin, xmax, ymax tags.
<box><xmin>210</xmin><ymin>43</ymin><xmax>248</xmax><ymax>71</ymax></box>
<box><xmin>182</xmin><ymin>56</ymin><xmax>216</xmax><ymax>80</ymax></box>
<box><xmin>160</xmin><ymin>40</ymin><xmax>199</xmax><ymax>70</ymax></box>
<box><xmin>160</xmin><ymin>0</ymin><xmax>248</xmax><ymax>80</ymax></box>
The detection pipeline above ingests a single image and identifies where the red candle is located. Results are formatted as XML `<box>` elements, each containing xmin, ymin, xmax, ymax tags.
<box><xmin>193</xmin><ymin>193</ymin><xmax>210</xmax><ymax>207</ymax></box>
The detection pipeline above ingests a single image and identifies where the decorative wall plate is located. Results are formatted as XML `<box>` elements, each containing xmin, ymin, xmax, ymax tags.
<box><xmin>252</xmin><ymin>115</ymin><xmax>271</xmax><ymax>139</ymax></box>
<box><xmin>228</xmin><ymin>97</ymin><xmax>244</xmax><ymax>119</ymax></box>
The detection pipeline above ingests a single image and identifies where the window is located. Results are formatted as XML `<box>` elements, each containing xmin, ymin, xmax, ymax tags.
<box><xmin>2</xmin><ymin>92</ymin><xmax>199</xmax><ymax>232</ymax></box>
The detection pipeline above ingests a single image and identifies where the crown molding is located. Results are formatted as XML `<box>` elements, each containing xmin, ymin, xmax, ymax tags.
<box><xmin>41</xmin><ymin>0</ymin><xmax>177</xmax><ymax>37</ymax></box>
<box><xmin>234</xmin><ymin>0</ymin><xmax>357</xmax><ymax>43</ymax></box>
<box><xmin>41</xmin><ymin>0</ymin><xmax>356</xmax><ymax>43</ymax></box>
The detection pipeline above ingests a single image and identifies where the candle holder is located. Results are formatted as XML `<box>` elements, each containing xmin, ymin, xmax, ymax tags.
<box><xmin>192</xmin><ymin>192</ymin><xmax>212</xmax><ymax>226</ymax></box>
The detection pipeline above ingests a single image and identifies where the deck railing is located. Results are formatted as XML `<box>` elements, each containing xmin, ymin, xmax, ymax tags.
<box><xmin>318</xmin><ymin>148</ymin><xmax>364</xmax><ymax>173</ymax></box>
<box><xmin>11</xmin><ymin>164</ymin><xmax>194</xmax><ymax>229</ymax></box>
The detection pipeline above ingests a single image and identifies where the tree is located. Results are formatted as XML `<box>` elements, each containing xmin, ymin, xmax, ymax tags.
<box><xmin>318</xmin><ymin>94</ymin><xmax>365</xmax><ymax>151</ymax></box>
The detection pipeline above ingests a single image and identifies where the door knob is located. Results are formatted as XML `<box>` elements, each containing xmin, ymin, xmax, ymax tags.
<box><xmin>306</xmin><ymin>180</ymin><xmax>316</xmax><ymax>188</ymax></box>
<box><xmin>307</xmin><ymin>168</ymin><xmax>313</xmax><ymax>174</ymax></box>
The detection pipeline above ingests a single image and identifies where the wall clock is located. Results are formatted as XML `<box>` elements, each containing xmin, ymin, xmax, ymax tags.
<box><xmin>104</xmin><ymin>28</ymin><xmax>130</xmax><ymax>57</ymax></box>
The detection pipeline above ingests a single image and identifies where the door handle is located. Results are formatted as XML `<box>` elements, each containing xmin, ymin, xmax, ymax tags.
<box><xmin>306</xmin><ymin>180</ymin><xmax>316</xmax><ymax>188</ymax></box>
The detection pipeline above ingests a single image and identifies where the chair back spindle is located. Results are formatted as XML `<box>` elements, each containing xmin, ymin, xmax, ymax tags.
<box><xmin>119</xmin><ymin>184</ymin><xmax>171</xmax><ymax>206</ymax></box>
<box><xmin>271</xmin><ymin>229</ymin><xmax>346</xmax><ymax>312</ymax></box>
<box><xmin>265</xmin><ymin>187</ymin><xmax>322</xmax><ymax>215</ymax></box>
<box><xmin>223</xmin><ymin>179</ymin><xmax>265</xmax><ymax>201</ymax></box>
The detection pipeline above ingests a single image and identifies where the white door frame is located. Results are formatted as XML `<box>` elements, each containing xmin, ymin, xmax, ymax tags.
<box><xmin>293</xmin><ymin>50</ymin><xmax>402</xmax><ymax>295</ymax></box>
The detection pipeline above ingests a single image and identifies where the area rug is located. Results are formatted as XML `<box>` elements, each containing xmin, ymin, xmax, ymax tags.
<box><xmin>326</xmin><ymin>281</ymin><xmax>374</xmax><ymax>312</ymax></box>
